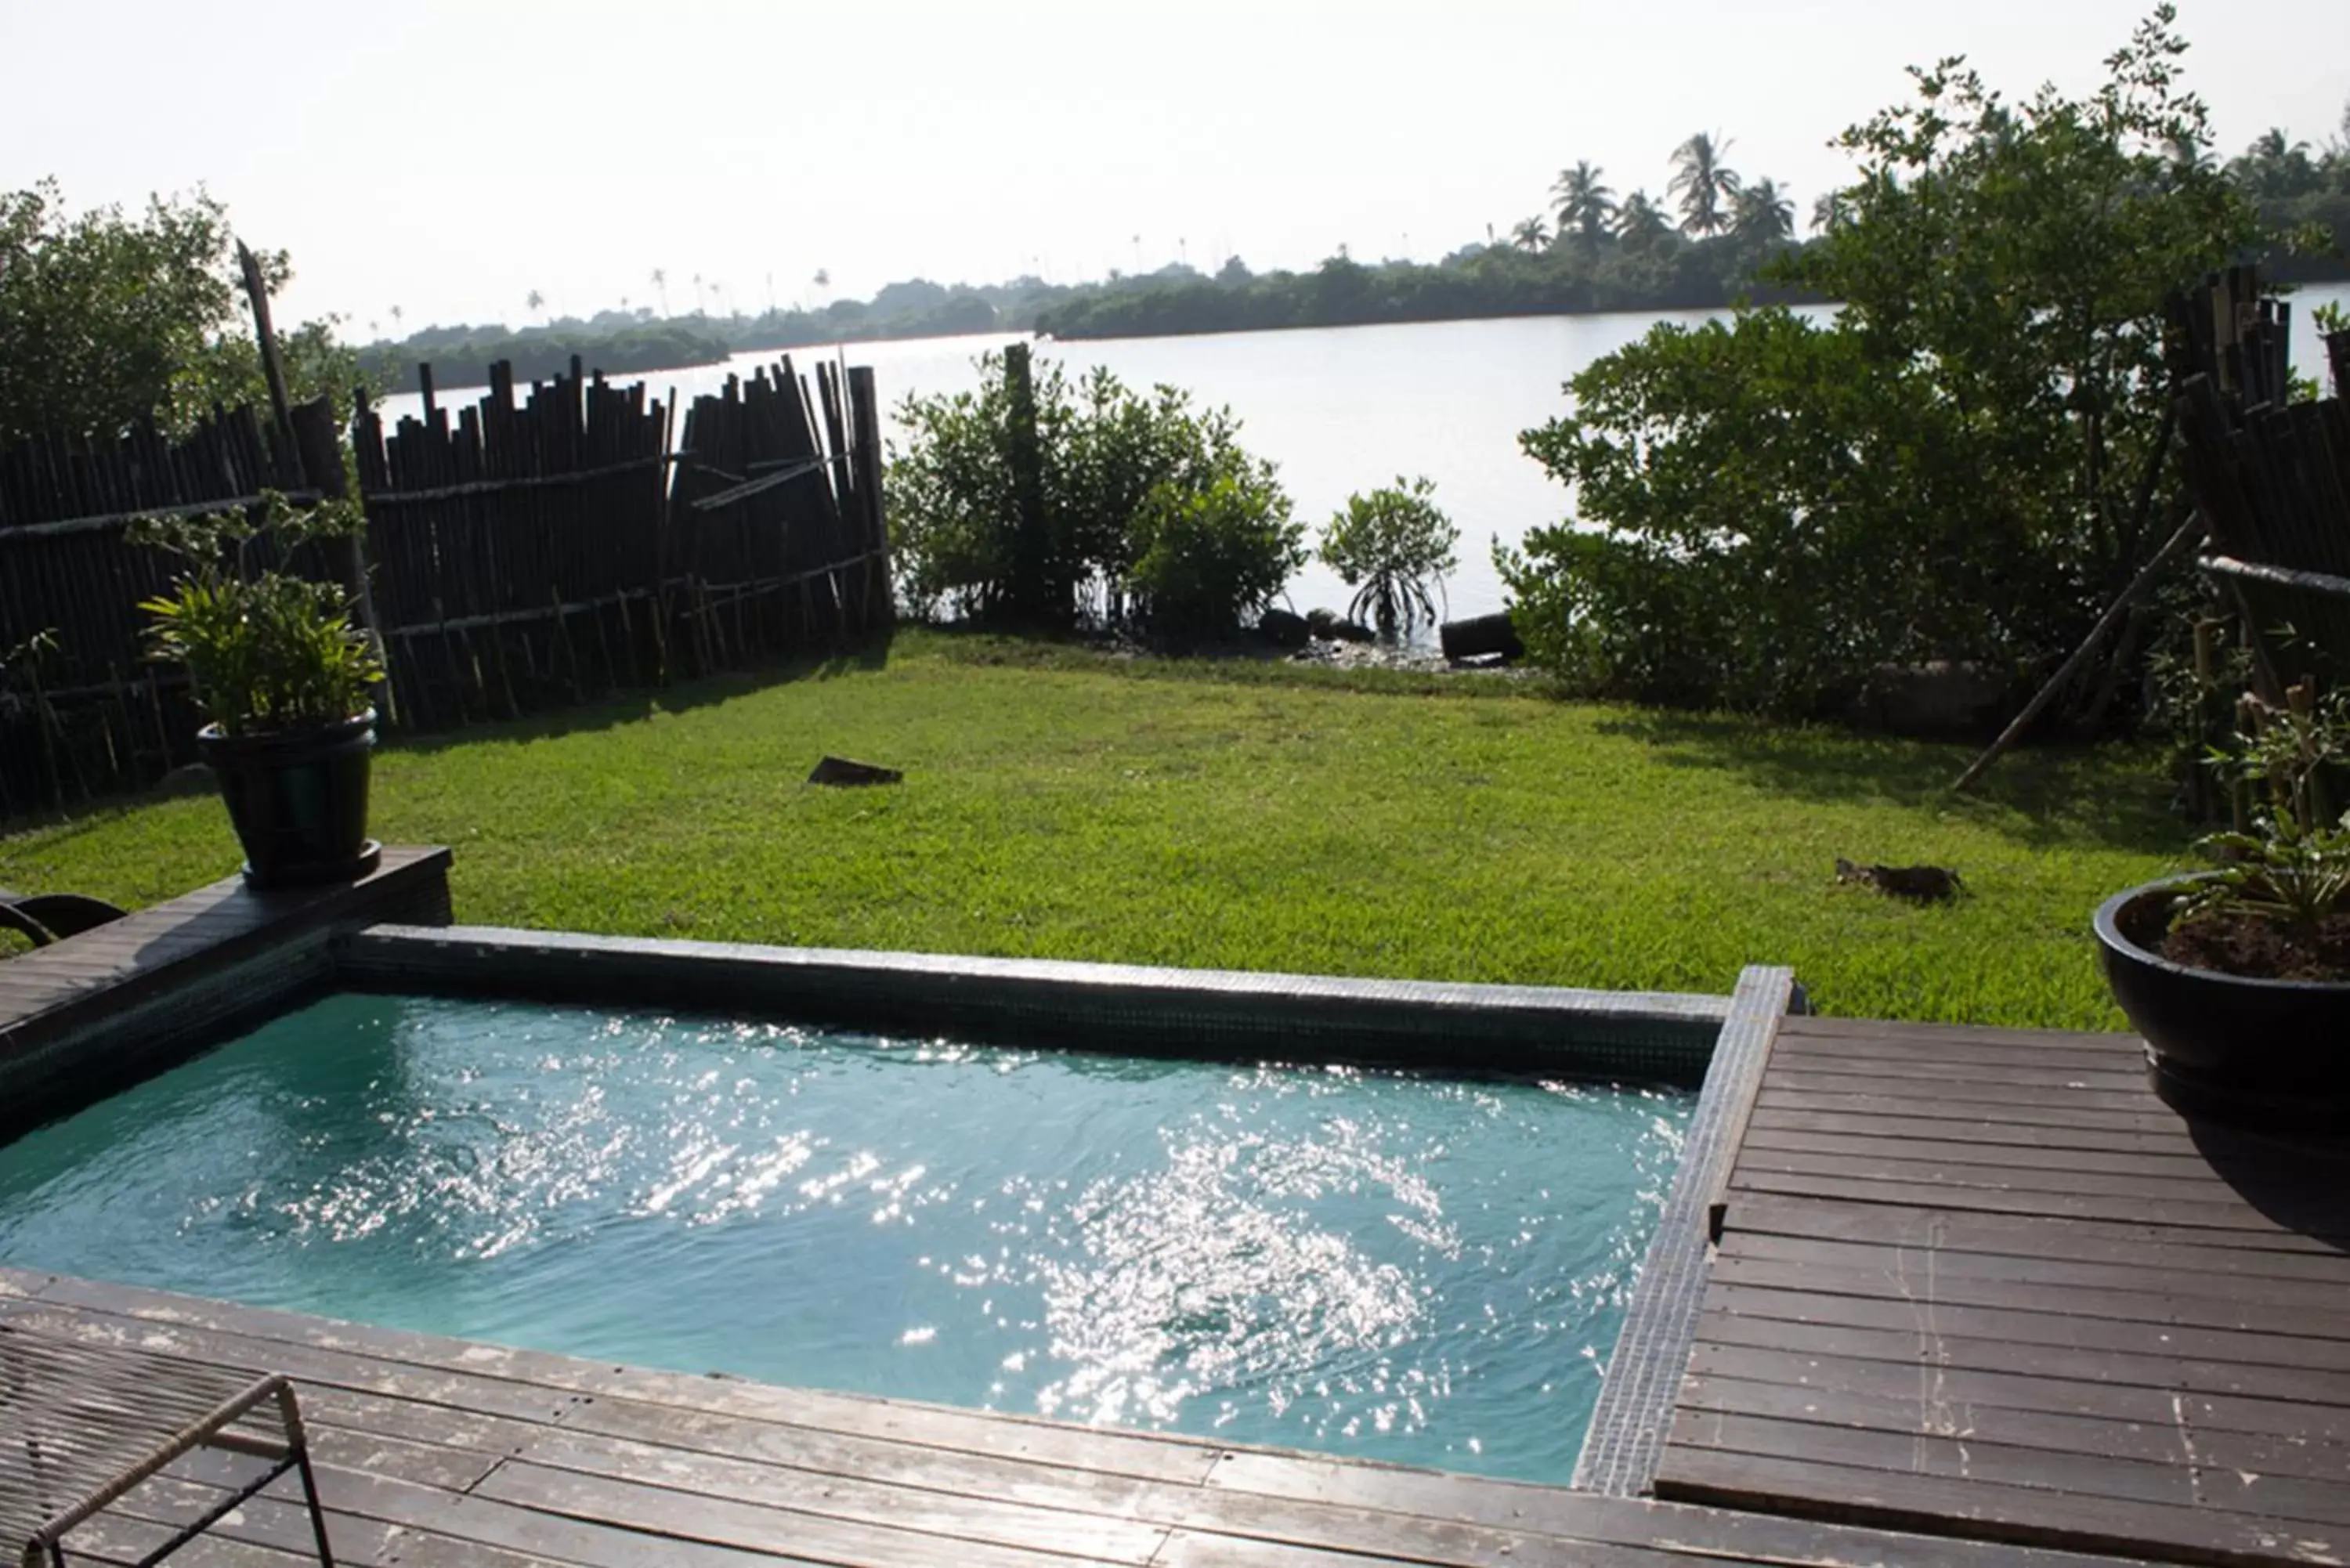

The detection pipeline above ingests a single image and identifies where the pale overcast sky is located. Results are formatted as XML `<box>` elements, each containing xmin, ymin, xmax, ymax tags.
<box><xmin>8</xmin><ymin>0</ymin><xmax>2346</xmax><ymax>334</ymax></box>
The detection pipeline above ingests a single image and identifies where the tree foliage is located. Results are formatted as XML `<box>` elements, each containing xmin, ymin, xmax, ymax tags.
<box><xmin>1126</xmin><ymin>470</ymin><xmax>1307</xmax><ymax>641</ymax></box>
<box><xmin>1501</xmin><ymin>7</ymin><xmax>2276</xmax><ymax>721</ymax></box>
<box><xmin>0</xmin><ymin>179</ymin><xmax>369</xmax><ymax>446</ymax></box>
<box><xmin>887</xmin><ymin>351</ymin><xmax>1300</xmax><ymax>638</ymax></box>
<box><xmin>1319</xmin><ymin>478</ymin><xmax>1459</xmax><ymax>636</ymax></box>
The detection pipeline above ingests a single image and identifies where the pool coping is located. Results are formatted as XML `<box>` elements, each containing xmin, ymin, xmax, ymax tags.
<box><xmin>334</xmin><ymin>921</ymin><xmax>1736</xmax><ymax>1082</ymax></box>
<box><xmin>0</xmin><ymin>846</ymin><xmax>1799</xmax><ymax>1497</ymax></box>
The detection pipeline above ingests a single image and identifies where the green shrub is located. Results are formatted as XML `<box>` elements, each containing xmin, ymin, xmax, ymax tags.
<box><xmin>1500</xmin><ymin>9</ymin><xmax>2276</xmax><ymax>721</ymax></box>
<box><xmin>1124</xmin><ymin>470</ymin><xmax>1306</xmax><ymax>641</ymax></box>
<box><xmin>888</xmin><ymin>349</ymin><xmax>1294</xmax><ymax>634</ymax></box>
<box><xmin>1319</xmin><ymin>477</ymin><xmax>1459</xmax><ymax>636</ymax></box>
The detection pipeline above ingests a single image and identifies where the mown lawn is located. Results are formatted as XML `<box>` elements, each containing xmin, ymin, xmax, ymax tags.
<box><xmin>0</xmin><ymin>632</ymin><xmax>2188</xmax><ymax>1028</ymax></box>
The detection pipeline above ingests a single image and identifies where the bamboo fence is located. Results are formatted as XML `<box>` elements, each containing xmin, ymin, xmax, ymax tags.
<box><xmin>0</xmin><ymin>358</ymin><xmax>888</xmax><ymax>816</ymax></box>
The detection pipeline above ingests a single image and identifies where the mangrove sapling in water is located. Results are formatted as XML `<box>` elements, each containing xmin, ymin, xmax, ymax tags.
<box><xmin>1319</xmin><ymin>477</ymin><xmax>1459</xmax><ymax>638</ymax></box>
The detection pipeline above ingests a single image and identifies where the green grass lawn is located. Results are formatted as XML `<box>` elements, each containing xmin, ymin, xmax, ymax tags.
<box><xmin>0</xmin><ymin>631</ymin><xmax>2188</xmax><ymax>1028</ymax></box>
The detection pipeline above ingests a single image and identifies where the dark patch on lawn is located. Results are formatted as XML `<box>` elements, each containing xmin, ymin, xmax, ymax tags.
<box><xmin>391</xmin><ymin>635</ymin><xmax>896</xmax><ymax>757</ymax></box>
<box><xmin>1595</xmin><ymin>710</ymin><xmax>2176</xmax><ymax>855</ymax></box>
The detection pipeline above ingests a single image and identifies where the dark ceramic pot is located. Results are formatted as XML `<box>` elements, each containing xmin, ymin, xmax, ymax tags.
<box><xmin>2094</xmin><ymin>876</ymin><xmax>2350</xmax><ymax>1128</ymax></box>
<box><xmin>197</xmin><ymin>710</ymin><xmax>381</xmax><ymax>888</ymax></box>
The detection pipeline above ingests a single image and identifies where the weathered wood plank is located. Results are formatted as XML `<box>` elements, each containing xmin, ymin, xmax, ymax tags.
<box><xmin>1759</xmin><ymin>1068</ymin><xmax>2166</xmax><ymax>1115</ymax></box>
<box><xmin>1739</xmin><ymin>1125</ymin><xmax>2220</xmax><ymax>1176</ymax></box>
<box><xmin>475</xmin><ymin>1459</ymin><xmax>1140</xmax><ymax>1568</ymax></box>
<box><xmin>1654</xmin><ymin>1445</ymin><xmax>2334</xmax><ymax>1568</ymax></box>
<box><xmin>1759</xmin><ymin>1050</ymin><xmax>2149</xmax><ymax>1093</ymax></box>
<box><xmin>508</xmin><ymin>1428</ymin><xmax>1170</xmax><ymax>1563</ymax></box>
<box><xmin>1773</xmin><ymin>1017</ymin><xmax>2133</xmax><ymax>1053</ymax></box>
<box><xmin>555</xmin><ymin>1393</ymin><xmax>1175</xmax><ymax>1515</ymax></box>
<box><xmin>1753</xmin><ymin>1086</ymin><xmax>2193</xmax><ymax>1135</ymax></box>
<box><xmin>1726</xmin><ymin>1168</ymin><xmax>2339</xmax><ymax>1238</ymax></box>
<box><xmin>1720</xmin><ymin>1231</ymin><xmax>2350</xmax><ymax>1312</ymax></box>
<box><xmin>1667</xmin><ymin>1409</ymin><xmax>2350</xmax><ymax>1529</ymax></box>
<box><xmin>1691</xmin><ymin>1313</ymin><xmax>2350</xmax><ymax>1430</ymax></box>
<box><xmin>1723</xmin><ymin>1194</ymin><xmax>2350</xmax><ymax>1272</ymax></box>
<box><xmin>1702</xmin><ymin>1281</ymin><xmax>2350</xmax><ymax>1376</ymax></box>
<box><xmin>1709</xmin><ymin>1252</ymin><xmax>2350</xmax><ymax>1341</ymax></box>
<box><xmin>1687</xmin><ymin>1331</ymin><xmax>2350</xmax><ymax>1441</ymax></box>
<box><xmin>1197</xmin><ymin>1453</ymin><xmax>2154</xmax><ymax>1568</ymax></box>
<box><xmin>1676</xmin><ymin>1373</ymin><xmax>2350</xmax><ymax>1485</ymax></box>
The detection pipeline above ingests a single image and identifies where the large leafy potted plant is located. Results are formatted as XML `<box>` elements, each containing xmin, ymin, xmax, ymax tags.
<box><xmin>2095</xmin><ymin>683</ymin><xmax>2350</xmax><ymax>1125</ymax></box>
<box><xmin>133</xmin><ymin>491</ymin><xmax>385</xmax><ymax>887</ymax></box>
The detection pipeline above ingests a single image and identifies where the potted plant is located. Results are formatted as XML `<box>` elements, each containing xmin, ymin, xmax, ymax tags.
<box><xmin>132</xmin><ymin>491</ymin><xmax>385</xmax><ymax>887</ymax></box>
<box><xmin>2095</xmin><ymin>681</ymin><xmax>2350</xmax><ymax>1125</ymax></box>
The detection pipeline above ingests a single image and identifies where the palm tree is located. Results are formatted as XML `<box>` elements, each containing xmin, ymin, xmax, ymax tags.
<box><xmin>389</xmin><ymin>303</ymin><xmax>404</xmax><ymax>338</ymax></box>
<box><xmin>1549</xmin><ymin>161</ymin><xmax>1616</xmax><ymax>245</ymax></box>
<box><xmin>650</xmin><ymin>268</ymin><xmax>669</xmax><ymax>316</ymax></box>
<box><xmin>2233</xmin><ymin>128</ymin><xmax>2319</xmax><ymax>199</ymax></box>
<box><xmin>690</xmin><ymin>273</ymin><xmax>705</xmax><ymax>316</ymax></box>
<box><xmin>1668</xmin><ymin>132</ymin><xmax>1741</xmax><ymax>237</ymax></box>
<box><xmin>1733</xmin><ymin>178</ymin><xmax>1795</xmax><ymax>243</ymax></box>
<box><xmin>2162</xmin><ymin>131</ymin><xmax>2212</xmax><ymax>172</ymax></box>
<box><xmin>1809</xmin><ymin>191</ymin><xmax>1849</xmax><ymax>235</ymax></box>
<box><xmin>526</xmin><ymin>288</ymin><xmax>545</xmax><ymax>323</ymax></box>
<box><xmin>1509</xmin><ymin>215</ymin><xmax>1550</xmax><ymax>253</ymax></box>
<box><xmin>1614</xmin><ymin>190</ymin><xmax>1672</xmax><ymax>254</ymax></box>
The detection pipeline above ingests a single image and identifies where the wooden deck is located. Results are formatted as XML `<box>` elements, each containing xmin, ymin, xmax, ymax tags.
<box><xmin>0</xmin><ymin>847</ymin><xmax>452</xmax><ymax>1132</ymax></box>
<box><xmin>0</xmin><ymin>1265</ymin><xmax>2156</xmax><ymax>1568</ymax></box>
<box><xmin>1654</xmin><ymin>1014</ymin><xmax>2350</xmax><ymax>1568</ymax></box>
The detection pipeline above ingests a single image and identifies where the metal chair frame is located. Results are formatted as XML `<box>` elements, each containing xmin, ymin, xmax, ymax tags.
<box><xmin>2</xmin><ymin>1325</ymin><xmax>333</xmax><ymax>1567</ymax></box>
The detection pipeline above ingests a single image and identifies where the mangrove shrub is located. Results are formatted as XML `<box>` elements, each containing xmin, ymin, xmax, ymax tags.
<box><xmin>1501</xmin><ymin>8</ymin><xmax>2276</xmax><ymax>721</ymax></box>
<box><xmin>888</xmin><ymin>349</ymin><xmax>1300</xmax><ymax>637</ymax></box>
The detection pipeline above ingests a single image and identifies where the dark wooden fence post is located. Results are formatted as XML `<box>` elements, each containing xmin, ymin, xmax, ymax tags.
<box><xmin>290</xmin><ymin>396</ymin><xmax>393</xmax><ymax>726</ymax></box>
<box><xmin>848</xmin><ymin>367</ymin><xmax>890</xmax><ymax>629</ymax></box>
<box><xmin>235</xmin><ymin>240</ymin><xmax>301</xmax><ymax>485</ymax></box>
<box><xmin>1001</xmin><ymin>343</ymin><xmax>1052</xmax><ymax>627</ymax></box>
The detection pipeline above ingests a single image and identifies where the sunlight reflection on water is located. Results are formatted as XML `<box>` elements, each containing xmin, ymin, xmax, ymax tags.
<box><xmin>0</xmin><ymin>995</ymin><xmax>1689</xmax><ymax>1481</ymax></box>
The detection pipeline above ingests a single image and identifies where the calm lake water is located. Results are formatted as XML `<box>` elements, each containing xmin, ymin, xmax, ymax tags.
<box><xmin>380</xmin><ymin>286</ymin><xmax>2350</xmax><ymax>625</ymax></box>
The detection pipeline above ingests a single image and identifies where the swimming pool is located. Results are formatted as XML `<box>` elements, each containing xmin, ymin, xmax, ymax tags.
<box><xmin>0</xmin><ymin>992</ymin><xmax>1690</xmax><ymax>1482</ymax></box>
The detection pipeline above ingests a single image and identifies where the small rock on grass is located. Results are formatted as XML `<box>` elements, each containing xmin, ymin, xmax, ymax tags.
<box><xmin>808</xmin><ymin>756</ymin><xmax>903</xmax><ymax>787</ymax></box>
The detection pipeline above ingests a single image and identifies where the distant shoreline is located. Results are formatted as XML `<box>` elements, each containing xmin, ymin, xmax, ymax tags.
<box><xmin>368</xmin><ymin>268</ymin><xmax>2350</xmax><ymax>402</ymax></box>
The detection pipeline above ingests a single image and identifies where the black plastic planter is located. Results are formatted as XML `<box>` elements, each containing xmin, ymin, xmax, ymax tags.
<box><xmin>197</xmin><ymin>710</ymin><xmax>380</xmax><ymax>889</ymax></box>
<box><xmin>2095</xmin><ymin>876</ymin><xmax>2350</xmax><ymax>1129</ymax></box>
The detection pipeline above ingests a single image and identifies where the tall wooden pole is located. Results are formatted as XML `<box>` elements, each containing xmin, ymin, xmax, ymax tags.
<box><xmin>1953</xmin><ymin>512</ymin><xmax>2204</xmax><ymax>793</ymax></box>
<box><xmin>236</xmin><ymin>239</ymin><xmax>298</xmax><ymax>482</ymax></box>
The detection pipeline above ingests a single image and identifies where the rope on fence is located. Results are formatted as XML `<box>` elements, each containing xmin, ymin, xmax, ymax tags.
<box><xmin>0</xmin><ymin>490</ymin><xmax>326</xmax><ymax>541</ymax></box>
<box><xmin>358</xmin><ymin>453</ymin><xmax>680</xmax><ymax>507</ymax></box>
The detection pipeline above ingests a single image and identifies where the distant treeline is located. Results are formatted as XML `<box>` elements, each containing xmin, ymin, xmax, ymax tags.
<box><xmin>359</xmin><ymin>114</ymin><xmax>2350</xmax><ymax>377</ymax></box>
<box><xmin>1033</xmin><ymin>240</ymin><xmax>1815</xmax><ymax>340</ymax></box>
<box><xmin>358</xmin><ymin>279</ymin><xmax>1060</xmax><ymax>389</ymax></box>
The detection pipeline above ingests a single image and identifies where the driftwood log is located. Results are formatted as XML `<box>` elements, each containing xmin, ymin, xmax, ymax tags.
<box><xmin>1440</xmin><ymin>612</ymin><xmax>1523</xmax><ymax>662</ymax></box>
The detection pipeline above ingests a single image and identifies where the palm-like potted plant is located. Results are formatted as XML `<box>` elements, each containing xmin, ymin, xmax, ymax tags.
<box><xmin>2095</xmin><ymin>681</ymin><xmax>2350</xmax><ymax>1125</ymax></box>
<box><xmin>132</xmin><ymin>492</ymin><xmax>385</xmax><ymax>887</ymax></box>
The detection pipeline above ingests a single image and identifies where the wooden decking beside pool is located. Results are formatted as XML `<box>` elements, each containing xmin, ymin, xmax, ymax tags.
<box><xmin>1654</xmin><ymin>1014</ymin><xmax>2350</xmax><ymax>1568</ymax></box>
<box><xmin>0</xmin><ymin>848</ymin><xmax>453</xmax><ymax>1133</ymax></box>
<box><xmin>1</xmin><ymin>1265</ymin><xmax>2153</xmax><ymax>1568</ymax></box>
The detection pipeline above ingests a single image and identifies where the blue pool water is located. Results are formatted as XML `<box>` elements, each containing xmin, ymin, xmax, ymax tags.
<box><xmin>0</xmin><ymin>994</ymin><xmax>1690</xmax><ymax>1480</ymax></box>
